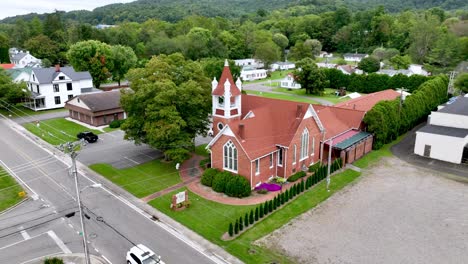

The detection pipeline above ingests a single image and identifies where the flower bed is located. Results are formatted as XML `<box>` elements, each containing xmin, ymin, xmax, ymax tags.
<box><xmin>255</xmin><ymin>183</ymin><xmax>282</xmax><ymax>192</ymax></box>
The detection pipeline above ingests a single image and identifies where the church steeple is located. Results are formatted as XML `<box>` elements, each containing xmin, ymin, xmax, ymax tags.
<box><xmin>211</xmin><ymin>60</ymin><xmax>243</xmax><ymax>136</ymax></box>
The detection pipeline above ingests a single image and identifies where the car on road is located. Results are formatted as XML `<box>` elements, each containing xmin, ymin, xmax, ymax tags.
<box><xmin>126</xmin><ymin>244</ymin><xmax>164</xmax><ymax>264</ymax></box>
<box><xmin>77</xmin><ymin>131</ymin><xmax>98</xmax><ymax>143</ymax></box>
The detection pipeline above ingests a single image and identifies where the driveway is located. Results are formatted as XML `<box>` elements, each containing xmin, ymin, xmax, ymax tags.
<box><xmin>258</xmin><ymin>157</ymin><xmax>468</xmax><ymax>264</ymax></box>
<box><xmin>78</xmin><ymin>130</ymin><xmax>162</xmax><ymax>168</ymax></box>
<box><xmin>392</xmin><ymin>122</ymin><xmax>468</xmax><ymax>179</ymax></box>
<box><xmin>13</xmin><ymin>110</ymin><xmax>69</xmax><ymax>124</ymax></box>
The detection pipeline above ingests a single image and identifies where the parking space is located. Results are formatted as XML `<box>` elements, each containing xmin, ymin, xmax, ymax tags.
<box><xmin>78</xmin><ymin>130</ymin><xmax>162</xmax><ymax>168</ymax></box>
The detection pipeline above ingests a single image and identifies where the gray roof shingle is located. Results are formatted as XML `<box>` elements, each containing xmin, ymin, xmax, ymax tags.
<box><xmin>74</xmin><ymin>90</ymin><xmax>122</xmax><ymax>112</ymax></box>
<box><xmin>418</xmin><ymin>124</ymin><xmax>468</xmax><ymax>138</ymax></box>
<box><xmin>438</xmin><ymin>96</ymin><xmax>468</xmax><ymax>116</ymax></box>
<box><xmin>32</xmin><ymin>67</ymin><xmax>92</xmax><ymax>84</ymax></box>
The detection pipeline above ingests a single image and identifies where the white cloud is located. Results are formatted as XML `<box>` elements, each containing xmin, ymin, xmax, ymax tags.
<box><xmin>0</xmin><ymin>0</ymin><xmax>135</xmax><ymax>20</ymax></box>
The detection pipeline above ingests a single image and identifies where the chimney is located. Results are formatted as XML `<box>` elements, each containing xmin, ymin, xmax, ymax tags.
<box><xmin>296</xmin><ymin>105</ymin><xmax>303</xmax><ymax>118</ymax></box>
<box><xmin>238</xmin><ymin>124</ymin><xmax>245</xmax><ymax>140</ymax></box>
<box><xmin>55</xmin><ymin>64</ymin><xmax>60</xmax><ymax>72</ymax></box>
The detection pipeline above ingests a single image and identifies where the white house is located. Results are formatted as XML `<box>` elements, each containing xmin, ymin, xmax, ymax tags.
<box><xmin>280</xmin><ymin>73</ymin><xmax>301</xmax><ymax>89</ymax></box>
<box><xmin>316</xmin><ymin>62</ymin><xmax>337</xmax><ymax>69</ymax></box>
<box><xmin>319</xmin><ymin>51</ymin><xmax>333</xmax><ymax>58</ymax></box>
<box><xmin>343</xmin><ymin>53</ymin><xmax>368</xmax><ymax>63</ymax></box>
<box><xmin>7</xmin><ymin>67</ymin><xmax>32</xmax><ymax>82</ymax></box>
<box><xmin>377</xmin><ymin>64</ymin><xmax>430</xmax><ymax>77</ymax></box>
<box><xmin>270</xmin><ymin>61</ymin><xmax>295</xmax><ymax>71</ymax></box>
<box><xmin>408</xmin><ymin>64</ymin><xmax>430</xmax><ymax>76</ymax></box>
<box><xmin>25</xmin><ymin>65</ymin><xmax>94</xmax><ymax>111</ymax></box>
<box><xmin>234</xmin><ymin>59</ymin><xmax>264</xmax><ymax>69</ymax></box>
<box><xmin>414</xmin><ymin>95</ymin><xmax>468</xmax><ymax>164</ymax></box>
<box><xmin>240</xmin><ymin>67</ymin><xmax>268</xmax><ymax>81</ymax></box>
<box><xmin>9</xmin><ymin>49</ymin><xmax>42</xmax><ymax>68</ymax></box>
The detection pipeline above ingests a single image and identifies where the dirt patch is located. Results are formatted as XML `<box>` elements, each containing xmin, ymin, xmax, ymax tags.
<box><xmin>258</xmin><ymin>157</ymin><xmax>468</xmax><ymax>264</ymax></box>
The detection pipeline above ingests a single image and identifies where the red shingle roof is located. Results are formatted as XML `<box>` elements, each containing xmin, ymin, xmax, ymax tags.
<box><xmin>334</xmin><ymin>89</ymin><xmax>400</xmax><ymax>112</ymax></box>
<box><xmin>212</xmin><ymin>64</ymin><xmax>241</xmax><ymax>96</ymax></box>
<box><xmin>0</xmin><ymin>64</ymin><xmax>15</xmax><ymax>69</ymax></box>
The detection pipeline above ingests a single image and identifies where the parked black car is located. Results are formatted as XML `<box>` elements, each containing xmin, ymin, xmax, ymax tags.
<box><xmin>77</xmin><ymin>131</ymin><xmax>98</xmax><ymax>143</ymax></box>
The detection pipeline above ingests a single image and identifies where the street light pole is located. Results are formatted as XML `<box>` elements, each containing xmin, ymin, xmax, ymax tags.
<box><xmin>326</xmin><ymin>139</ymin><xmax>333</xmax><ymax>192</ymax></box>
<box><xmin>70</xmin><ymin>149</ymin><xmax>91</xmax><ymax>264</ymax></box>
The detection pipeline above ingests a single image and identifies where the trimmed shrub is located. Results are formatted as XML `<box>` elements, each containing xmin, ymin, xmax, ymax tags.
<box><xmin>225</xmin><ymin>175</ymin><xmax>251</xmax><ymax>198</ymax></box>
<box><xmin>255</xmin><ymin>207</ymin><xmax>259</xmax><ymax>220</ymax></box>
<box><xmin>300</xmin><ymin>180</ymin><xmax>305</xmax><ymax>192</ymax></box>
<box><xmin>109</xmin><ymin>119</ymin><xmax>125</xmax><ymax>128</ymax></box>
<box><xmin>259</xmin><ymin>204</ymin><xmax>264</xmax><ymax>218</ymax></box>
<box><xmin>249</xmin><ymin>210</ymin><xmax>254</xmax><ymax>224</ymax></box>
<box><xmin>201</xmin><ymin>168</ymin><xmax>218</xmax><ymax>187</ymax></box>
<box><xmin>273</xmin><ymin>198</ymin><xmax>277</xmax><ymax>210</ymax></box>
<box><xmin>239</xmin><ymin>216</ymin><xmax>243</xmax><ymax>231</ymax></box>
<box><xmin>44</xmin><ymin>258</ymin><xmax>64</xmax><ymax>264</ymax></box>
<box><xmin>244</xmin><ymin>213</ymin><xmax>249</xmax><ymax>227</ymax></box>
<box><xmin>268</xmin><ymin>200</ymin><xmax>273</xmax><ymax>212</ymax></box>
<box><xmin>263</xmin><ymin>201</ymin><xmax>268</xmax><ymax>215</ymax></box>
<box><xmin>308</xmin><ymin>162</ymin><xmax>322</xmax><ymax>172</ymax></box>
<box><xmin>288</xmin><ymin>188</ymin><xmax>293</xmax><ymax>200</ymax></box>
<box><xmin>234</xmin><ymin>220</ymin><xmax>239</xmax><ymax>234</ymax></box>
<box><xmin>287</xmin><ymin>171</ymin><xmax>306</xmax><ymax>182</ymax></box>
<box><xmin>276</xmin><ymin>195</ymin><xmax>280</xmax><ymax>207</ymax></box>
<box><xmin>212</xmin><ymin>171</ymin><xmax>231</xmax><ymax>193</ymax></box>
<box><xmin>228</xmin><ymin>222</ymin><xmax>233</xmax><ymax>237</ymax></box>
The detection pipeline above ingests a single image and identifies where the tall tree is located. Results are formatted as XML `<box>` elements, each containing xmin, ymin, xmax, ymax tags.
<box><xmin>408</xmin><ymin>15</ymin><xmax>440</xmax><ymax>63</ymax></box>
<box><xmin>254</xmin><ymin>41</ymin><xmax>280</xmax><ymax>68</ymax></box>
<box><xmin>120</xmin><ymin>53</ymin><xmax>211</xmax><ymax>163</ymax></box>
<box><xmin>454</xmin><ymin>73</ymin><xmax>468</xmax><ymax>94</ymax></box>
<box><xmin>358</xmin><ymin>56</ymin><xmax>380</xmax><ymax>73</ymax></box>
<box><xmin>111</xmin><ymin>45</ymin><xmax>137</xmax><ymax>86</ymax></box>
<box><xmin>0</xmin><ymin>33</ymin><xmax>9</xmax><ymax>63</ymax></box>
<box><xmin>294</xmin><ymin>58</ymin><xmax>328</xmax><ymax>94</ymax></box>
<box><xmin>200</xmin><ymin>58</ymin><xmax>240</xmax><ymax>80</ymax></box>
<box><xmin>0</xmin><ymin>68</ymin><xmax>28</xmax><ymax>107</ymax></box>
<box><xmin>24</xmin><ymin>35</ymin><xmax>60</xmax><ymax>64</ymax></box>
<box><xmin>29</xmin><ymin>17</ymin><xmax>43</xmax><ymax>37</ymax></box>
<box><xmin>67</xmin><ymin>40</ymin><xmax>113</xmax><ymax>88</ymax></box>
<box><xmin>426</xmin><ymin>32</ymin><xmax>461</xmax><ymax>68</ymax></box>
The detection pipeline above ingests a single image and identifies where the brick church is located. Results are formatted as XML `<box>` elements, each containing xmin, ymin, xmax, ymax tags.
<box><xmin>206</xmin><ymin>61</ymin><xmax>399</xmax><ymax>188</ymax></box>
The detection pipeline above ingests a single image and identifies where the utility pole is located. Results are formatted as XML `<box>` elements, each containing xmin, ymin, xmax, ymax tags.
<box><xmin>326</xmin><ymin>139</ymin><xmax>333</xmax><ymax>192</ymax></box>
<box><xmin>62</xmin><ymin>142</ymin><xmax>91</xmax><ymax>264</ymax></box>
<box><xmin>447</xmin><ymin>71</ymin><xmax>458</xmax><ymax>96</ymax></box>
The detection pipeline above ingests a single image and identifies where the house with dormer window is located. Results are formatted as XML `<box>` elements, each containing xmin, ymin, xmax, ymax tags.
<box><xmin>207</xmin><ymin>61</ymin><xmax>379</xmax><ymax>188</ymax></box>
<box><xmin>25</xmin><ymin>65</ymin><xmax>93</xmax><ymax>111</ymax></box>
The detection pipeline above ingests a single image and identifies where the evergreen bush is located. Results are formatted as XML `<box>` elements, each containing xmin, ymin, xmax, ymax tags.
<box><xmin>212</xmin><ymin>171</ymin><xmax>230</xmax><ymax>193</ymax></box>
<box><xmin>234</xmin><ymin>220</ymin><xmax>239</xmax><ymax>234</ymax></box>
<box><xmin>201</xmin><ymin>168</ymin><xmax>218</xmax><ymax>187</ymax></box>
<box><xmin>259</xmin><ymin>204</ymin><xmax>264</xmax><ymax>218</ymax></box>
<box><xmin>225</xmin><ymin>175</ymin><xmax>251</xmax><ymax>198</ymax></box>
<box><xmin>263</xmin><ymin>201</ymin><xmax>268</xmax><ymax>215</ymax></box>
<box><xmin>287</xmin><ymin>171</ymin><xmax>307</xmax><ymax>182</ymax></box>
<box><xmin>228</xmin><ymin>222</ymin><xmax>233</xmax><ymax>237</ymax></box>
<box><xmin>244</xmin><ymin>213</ymin><xmax>249</xmax><ymax>227</ymax></box>
<box><xmin>249</xmin><ymin>210</ymin><xmax>254</xmax><ymax>224</ymax></box>
<box><xmin>239</xmin><ymin>216</ymin><xmax>243</xmax><ymax>231</ymax></box>
<box><xmin>268</xmin><ymin>200</ymin><xmax>273</xmax><ymax>212</ymax></box>
<box><xmin>255</xmin><ymin>207</ymin><xmax>259</xmax><ymax>220</ymax></box>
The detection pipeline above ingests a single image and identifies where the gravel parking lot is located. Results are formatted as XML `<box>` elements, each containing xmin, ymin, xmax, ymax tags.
<box><xmin>259</xmin><ymin>157</ymin><xmax>468</xmax><ymax>264</ymax></box>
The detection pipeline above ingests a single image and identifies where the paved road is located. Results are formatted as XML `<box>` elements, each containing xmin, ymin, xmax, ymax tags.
<box><xmin>0</xmin><ymin>117</ymin><xmax>228</xmax><ymax>264</ymax></box>
<box><xmin>391</xmin><ymin>122</ymin><xmax>468</xmax><ymax>179</ymax></box>
<box><xmin>13</xmin><ymin>110</ymin><xmax>69</xmax><ymax>124</ymax></box>
<box><xmin>243</xmin><ymin>82</ymin><xmax>333</xmax><ymax>105</ymax></box>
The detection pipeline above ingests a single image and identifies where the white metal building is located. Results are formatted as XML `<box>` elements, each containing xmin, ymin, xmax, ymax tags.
<box><xmin>240</xmin><ymin>67</ymin><xmax>267</xmax><ymax>81</ymax></box>
<box><xmin>280</xmin><ymin>74</ymin><xmax>301</xmax><ymax>89</ymax></box>
<box><xmin>414</xmin><ymin>95</ymin><xmax>468</xmax><ymax>164</ymax></box>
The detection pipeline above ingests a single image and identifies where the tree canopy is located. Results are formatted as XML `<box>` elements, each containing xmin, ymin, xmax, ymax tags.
<box><xmin>0</xmin><ymin>68</ymin><xmax>28</xmax><ymax>108</ymax></box>
<box><xmin>294</xmin><ymin>58</ymin><xmax>328</xmax><ymax>95</ymax></box>
<box><xmin>120</xmin><ymin>53</ymin><xmax>211</xmax><ymax>163</ymax></box>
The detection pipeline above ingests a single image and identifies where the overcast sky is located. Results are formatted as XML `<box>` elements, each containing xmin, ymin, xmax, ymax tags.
<box><xmin>0</xmin><ymin>0</ymin><xmax>135</xmax><ymax>20</ymax></box>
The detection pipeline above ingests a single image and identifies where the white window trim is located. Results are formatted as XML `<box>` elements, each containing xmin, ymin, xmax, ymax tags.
<box><xmin>223</xmin><ymin>140</ymin><xmax>238</xmax><ymax>173</ymax></box>
<box><xmin>269</xmin><ymin>153</ymin><xmax>273</xmax><ymax>168</ymax></box>
<box><xmin>292</xmin><ymin>144</ymin><xmax>297</xmax><ymax>165</ymax></box>
<box><xmin>311</xmin><ymin>137</ymin><xmax>315</xmax><ymax>156</ymax></box>
<box><xmin>255</xmin><ymin>159</ymin><xmax>260</xmax><ymax>175</ymax></box>
<box><xmin>300</xmin><ymin>128</ymin><xmax>309</xmax><ymax>161</ymax></box>
<box><xmin>277</xmin><ymin>148</ymin><xmax>283</xmax><ymax>167</ymax></box>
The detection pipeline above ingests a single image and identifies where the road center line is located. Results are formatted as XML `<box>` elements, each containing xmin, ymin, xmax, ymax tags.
<box><xmin>47</xmin><ymin>230</ymin><xmax>72</xmax><ymax>254</ymax></box>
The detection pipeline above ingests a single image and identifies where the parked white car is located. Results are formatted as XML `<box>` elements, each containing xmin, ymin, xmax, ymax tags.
<box><xmin>126</xmin><ymin>244</ymin><xmax>164</xmax><ymax>264</ymax></box>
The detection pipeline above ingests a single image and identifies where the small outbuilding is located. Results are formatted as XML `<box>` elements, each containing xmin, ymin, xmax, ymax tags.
<box><xmin>65</xmin><ymin>90</ymin><xmax>125</xmax><ymax>127</ymax></box>
<box><xmin>414</xmin><ymin>95</ymin><xmax>468</xmax><ymax>164</ymax></box>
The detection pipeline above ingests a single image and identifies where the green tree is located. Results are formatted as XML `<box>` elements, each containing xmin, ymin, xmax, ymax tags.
<box><xmin>254</xmin><ymin>41</ymin><xmax>280</xmax><ymax>68</ymax></box>
<box><xmin>120</xmin><ymin>53</ymin><xmax>211</xmax><ymax>163</ymax></box>
<box><xmin>244</xmin><ymin>212</ymin><xmax>249</xmax><ymax>227</ymax></box>
<box><xmin>239</xmin><ymin>216</ymin><xmax>243</xmax><ymax>231</ymax></box>
<box><xmin>249</xmin><ymin>210</ymin><xmax>254</xmax><ymax>224</ymax></box>
<box><xmin>294</xmin><ymin>58</ymin><xmax>328</xmax><ymax>94</ymax></box>
<box><xmin>0</xmin><ymin>33</ymin><xmax>9</xmax><ymax>63</ymax></box>
<box><xmin>426</xmin><ymin>32</ymin><xmax>461</xmax><ymax>68</ymax></box>
<box><xmin>185</xmin><ymin>27</ymin><xmax>214</xmax><ymax>60</ymax></box>
<box><xmin>0</xmin><ymin>68</ymin><xmax>28</xmax><ymax>107</ymax></box>
<box><xmin>255</xmin><ymin>207</ymin><xmax>259</xmax><ymax>221</ymax></box>
<box><xmin>29</xmin><ymin>16</ymin><xmax>43</xmax><ymax>37</ymax></box>
<box><xmin>24</xmin><ymin>35</ymin><xmax>60</xmax><ymax>64</ymax></box>
<box><xmin>228</xmin><ymin>222</ymin><xmax>233</xmax><ymax>237</ymax></box>
<box><xmin>234</xmin><ymin>220</ymin><xmax>239</xmax><ymax>234</ymax></box>
<box><xmin>44</xmin><ymin>257</ymin><xmax>64</xmax><ymax>264</ymax></box>
<box><xmin>408</xmin><ymin>15</ymin><xmax>440</xmax><ymax>63</ymax></box>
<box><xmin>67</xmin><ymin>40</ymin><xmax>113</xmax><ymax>88</ymax></box>
<box><xmin>389</xmin><ymin>55</ymin><xmax>411</xmax><ymax>70</ymax></box>
<box><xmin>200</xmin><ymin>58</ymin><xmax>240</xmax><ymax>80</ymax></box>
<box><xmin>111</xmin><ymin>45</ymin><xmax>137</xmax><ymax>86</ymax></box>
<box><xmin>11</xmin><ymin>19</ymin><xmax>30</xmax><ymax>47</ymax></box>
<box><xmin>358</xmin><ymin>56</ymin><xmax>380</xmax><ymax>73</ymax></box>
<box><xmin>454</xmin><ymin>73</ymin><xmax>468</xmax><ymax>93</ymax></box>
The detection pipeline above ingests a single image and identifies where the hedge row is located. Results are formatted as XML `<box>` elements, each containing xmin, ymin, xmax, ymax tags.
<box><xmin>227</xmin><ymin>158</ymin><xmax>342</xmax><ymax>237</ymax></box>
<box><xmin>322</xmin><ymin>68</ymin><xmax>430</xmax><ymax>93</ymax></box>
<box><xmin>286</xmin><ymin>171</ymin><xmax>306</xmax><ymax>182</ymax></box>
<box><xmin>201</xmin><ymin>168</ymin><xmax>251</xmax><ymax>198</ymax></box>
<box><xmin>109</xmin><ymin>119</ymin><xmax>125</xmax><ymax>128</ymax></box>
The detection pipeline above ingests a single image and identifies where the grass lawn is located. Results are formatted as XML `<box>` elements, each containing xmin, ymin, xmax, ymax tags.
<box><xmin>149</xmin><ymin>169</ymin><xmax>361</xmax><ymax>263</ymax></box>
<box><xmin>194</xmin><ymin>144</ymin><xmax>209</xmax><ymax>157</ymax></box>
<box><xmin>102</xmin><ymin>126</ymin><xmax>119</xmax><ymax>133</ymax></box>
<box><xmin>0</xmin><ymin>104</ymin><xmax>67</xmax><ymax>118</ymax></box>
<box><xmin>353</xmin><ymin>134</ymin><xmax>405</xmax><ymax>168</ymax></box>
<box><xmin>272</xmin><ymin>87</ymin><xmax>350</xmax><ymax>104</ymax></box>
<box><xmin>0</xmin><ymin>166</ymin><xmax>25</xmax><ymax>212</ymax></box>
<box><xmin>243</xmin><ymin>70</ymin><xmax>293</xmax><ymax>84</ymax></box>
<box><xmin>89</xmin><ymin>160</ymin><xmax>180</xmax><ymax>198</ymax></box>
<box><xmin>23</xmin><ymin>118</ymin><xmax>102</xmax><ymax>146</ymax></box>
<box><xmin>245</xmin><ymin>90</ymin><xmax>319</xmax><ymax>104</ymax></box>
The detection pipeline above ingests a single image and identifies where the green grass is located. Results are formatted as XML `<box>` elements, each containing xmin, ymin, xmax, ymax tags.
<box><xmin>0</xmin><ymin>166</ymin><xmax>25</xmax><ymax>212</ymax></box>
<box><xmin>89</xmin><ymin>160</ymin><xmax>180</xmax><ymax>198</ymax></box>
<box><xmin>194</xmin><ymin>144</ymin><xmax>209</xmax><ymax>157</ymax></box>
<box><xmin>245</xmin><ymin>90</ymin><xmax>319</xmax><ymax>104</ymax></box>
<box><xmin>23</xmin><ymin>118</ymin><xmax>102</xmax><ymax>146</ymax></box>
<box><xmin>272</xmin><ymin>87</ymin><xmax>350</xmax><ymax>104</ymax></box>
<box><xmin>0</xmin><ymin>104</ymin><xmax>67</xmax><ymax>118</ymax></box>
<box><xmin>102</xmin><ymin>126</ymin><xmax>119</xmax><ymax>133</ymax></box>
<box><xmin>149</xmin><ymin>169</ymin><xmax>361</xmax><ymax>263</ymax></box>
<box><xmin>353</xmin><ymin>134</ymin><xmax>404</xmax><ymax>168</ymax></box>
<box><xmin>244</xmin><ymin>70</ymin><xmax>293</xmax><ymax>84</ymax></box>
